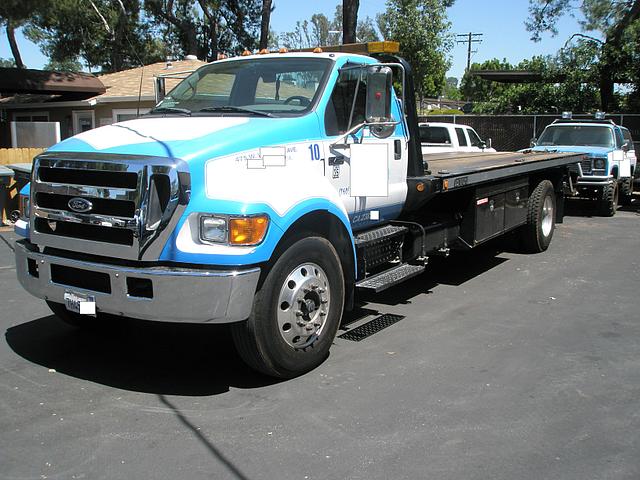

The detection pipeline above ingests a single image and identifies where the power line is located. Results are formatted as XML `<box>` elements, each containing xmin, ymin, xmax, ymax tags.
<box><xmin>456</xmin><ymin>32</ymin><xmax>483</xmax><ymax>72</ymax></box>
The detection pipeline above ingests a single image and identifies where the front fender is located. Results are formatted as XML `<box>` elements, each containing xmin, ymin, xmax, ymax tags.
<box><xmin>159</xmin><ymin>162</ymin><xmax>353</xmax><ymax>267</ymax></box>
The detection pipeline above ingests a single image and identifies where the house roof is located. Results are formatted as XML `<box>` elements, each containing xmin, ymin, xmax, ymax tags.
<box><xmin>0</xmin><ymin>67</ymin><xmax>105</xmax><ymax>98</ymax></box>
<box><xmin>96</xmin><ymin>59</ymin><xmax>207</xmax><ymax>100</ymax></box>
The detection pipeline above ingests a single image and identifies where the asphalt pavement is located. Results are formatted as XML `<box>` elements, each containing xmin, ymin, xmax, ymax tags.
<box><xmin>1</xmin><ymin>200</ymin><xmax>639</xmax><ymax>480</ymax></box>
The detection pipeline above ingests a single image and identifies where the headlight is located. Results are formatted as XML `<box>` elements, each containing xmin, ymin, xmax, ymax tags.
<box><xmin>199</xmin><ymin>214</ymin><xmax>269</xmax><ymax>246</ymax></box>
<box><xmin>594</xmin><ymin>158</ymin><xmax>606</xmax><ymax>170</ymax></box>
<box><xmin>200</xmin><ymin>216</ymin><xmax>227</xmax><ymax>243</ymax></box>
<box><xmin>19</xmin><ymin>194</ymin><xmax>30</xmax><ymax>219</ymax></box>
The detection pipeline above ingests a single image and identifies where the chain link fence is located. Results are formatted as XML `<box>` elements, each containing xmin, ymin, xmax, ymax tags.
<box><xmin>419</xmin><ymin>114</ymin><xmax>640</xmax><ymax>152</ymax></box>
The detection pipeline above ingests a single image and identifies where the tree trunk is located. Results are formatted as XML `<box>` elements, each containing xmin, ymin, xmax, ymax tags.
<box><xmin>6</xmin><ymin>22</ymin><xmax>25</xmax><ymax>69</ymax></box>
<box><xmin>259</xmin><ymin>0</ymin><xmax>273</xmax><ymax>50</ymax></box>
<box><xmin>599</xmin><ymin>67</ymin><xmax>615</xmax><ymax>112</ymax></box>
<box><xmin>342</xmin><ymin>0</ymin><xmax>359</xmax><ymax>44</ymax></box>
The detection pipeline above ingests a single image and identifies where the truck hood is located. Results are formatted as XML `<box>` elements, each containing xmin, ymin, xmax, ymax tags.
<box><xmin>527</xmin><ymin>145</ymin><xmax>612</xmax><ymax>157</ymax></box>
<box><xmin>47</xmin><ymin>115</ymin><xmax>319</xmax><ymax>162</ymax></box>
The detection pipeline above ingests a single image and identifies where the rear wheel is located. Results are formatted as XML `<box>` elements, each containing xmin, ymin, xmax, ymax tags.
<box><xmin>619</xmin><ymin>178</ymin><xmax>633</xmax><ymax>206</ymax></box>
<box><xmin>520</xmin><ymin>179</ymin><xmax>556</xmax><ymax>253</ymax></box>
<box><xmin>231</xmin><ymin>236</ymin><xmax>345</xmax><ymax>378</ymax></box>
<box><xmin>598</xmin><ymin>182</ymin><xmax>618</xmax><ymax>217</ymax></box>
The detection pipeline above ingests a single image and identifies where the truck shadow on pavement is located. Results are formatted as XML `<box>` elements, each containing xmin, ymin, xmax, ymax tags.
<box><xmin>5</xmin><ymin>316</ymin><xmax>281</xmax><ymax>396</ymax></box>
<box><xmin>5</xmin><ymin>243</ymin><xmax>510</xmax><ymax>395</ymax></box>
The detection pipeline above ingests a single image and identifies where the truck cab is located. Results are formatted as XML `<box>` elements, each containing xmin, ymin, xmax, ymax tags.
<box><xmin>419</xmin><ymin>122</ymin><xmax>495</xmax><ymax>154</ymax></box>
<box><xmin>529</xmin><ymin>116</ymin><xmax>635</xmax><ymax>215</ymax></box>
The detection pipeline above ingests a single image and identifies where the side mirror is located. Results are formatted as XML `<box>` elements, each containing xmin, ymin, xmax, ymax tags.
<box><xmin>486</xmin><ymin>138</ymin><xmax>492</xmax><ymax>149</ymax></box>
<box><xmin>530</xmin><ymin>137</ymin><xmax>537</xmax><ymax>147</ymax></box>
<box><xmin>155</xmin><ymin>77</ymin><xmax>166</xmax><ymax>103</ymax></box>
<box><xmin>479</xmin><ymin>140</ymin><xmax>487</xmax><ymax>150</ymax></box>
<box><xmin>622</xmin><ymin>141</ymin><xmax>630</xmax><ymax>152</ymax></box>
<box><xmin>365</xmin><ymin>66</ymin><xmax>392</xmax><ymax>124</ymax></box>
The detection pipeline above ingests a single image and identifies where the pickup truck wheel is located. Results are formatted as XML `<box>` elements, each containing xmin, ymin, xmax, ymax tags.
<box><xmin>619</xmin><ymin>178</ymin><xmax>633</xmax><ymax>206</ymax></box>
<box><xmin>231</xmin><ymin>236</ymin><xmax>345</xmax><ymax>378</ymax></box>
<box><xmin>521</xmin><ymin>179</ymin><xmax>556</xmax><ymax>253</ymax></box>
<box><xmin>598</xmin><ymin>182</ymin><xmax>618</xmax><ymax>217</ymax></box>
<box><xmin>46</xmin><ymin>300</ymin><xmax>97</xmax><ymax>328</ymax></box>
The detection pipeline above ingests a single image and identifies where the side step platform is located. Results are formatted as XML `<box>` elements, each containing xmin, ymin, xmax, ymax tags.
<box><xmin>356</xmin><ymin>263</ymin><xmax>425</xmax><ymax>293</ymax></box>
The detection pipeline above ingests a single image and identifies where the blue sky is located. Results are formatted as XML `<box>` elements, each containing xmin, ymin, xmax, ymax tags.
<box><xmin>0</xmin><ymin>0</ymin><xmax>584</xmax><ymax>81</ymax></box>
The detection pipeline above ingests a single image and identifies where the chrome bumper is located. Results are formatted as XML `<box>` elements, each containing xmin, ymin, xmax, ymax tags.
<box><xmin>576</xmin><ymin>175</ymin><xmax>611</xmax><ymax>186</ymax></box>
<box><xmin>15</xmin><ymin>240</ymin><xmax>260</xmax><ymax>323</ymax></box>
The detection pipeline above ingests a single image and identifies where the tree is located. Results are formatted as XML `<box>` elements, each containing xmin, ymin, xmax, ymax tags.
<box><xmin>526</xmin><ymin>0</ymin><xmax>640</xmax><ymax>111</ymax></box>
<box><xmin>459</xmin><ymin>58</ymin><xmax>513</xmax><ymax>101</ymax></box>
<box><xmin>26</xmin><ymin>0</ymin><xmax>165</xmax><ymax>73</ymax></box>
<box><xmin>260</xmin><ymin>0</ymin><xmax>275</xmax><ymax>50</ymax></box>
<box><xmin>144</xmin><ymin>0</ymin><xmax>261</xmax><ymax>61</ymax></box>
<box><xmin>280</xmin><ymin>5</ymin><xmax>379</xmax><ymax>48</ymax></box>
<box><xmin>0</xmin><ymin>0</ymin><xmax>47</xmax><ymax>68</ymax></box>
<box><xmin>0</xmin><ymin>57</ymin><xmax>16</xmax><ymax>68</ymax></box>
<box><xmin>377</xmin><ymin>0</ymin><xmax>454</xmax><ymax>99</ymax></box>
<box><xmin>343</xmin><ymin>0</ymin><xmax>359</xmax><ymax>44</ymax></box>
<box><xmin>461</xmin><ymin>55</ymin><xmax>600</xmax><ymax>114</ymax></box>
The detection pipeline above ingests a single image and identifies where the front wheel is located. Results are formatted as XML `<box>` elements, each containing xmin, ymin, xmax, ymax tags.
<box><xmin>598</xmin><ymin>182</ymin><xmax>618</xmax><ymax>217</ymax></box>
<box><xmin>520</xmin><ymin>179</ymin><xmax>556</xmax><ymax>253</ymax></box>
<box><xmin>231</xmin><ymin>236</ymin><xmax>345</xmax><ymax>378</ymax></box>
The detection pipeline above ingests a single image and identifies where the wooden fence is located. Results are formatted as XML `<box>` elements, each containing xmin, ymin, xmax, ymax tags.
<box><xmin>0</xmin><ymin>148</ymin><xmax>43</xmax><ymax>166</ymax></box>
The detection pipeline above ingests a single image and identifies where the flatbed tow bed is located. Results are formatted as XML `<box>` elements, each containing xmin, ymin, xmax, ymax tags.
<box><xmin>422</xmin><ymin>151</ymin><xmax>584</xmax><ymax>191</ymax></box>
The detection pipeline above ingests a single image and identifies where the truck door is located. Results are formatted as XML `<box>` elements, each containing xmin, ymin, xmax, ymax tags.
<box><xmin>322</xmin><ymin>65</ymin><xmax>407</xmax><ymax>230</ymax></box>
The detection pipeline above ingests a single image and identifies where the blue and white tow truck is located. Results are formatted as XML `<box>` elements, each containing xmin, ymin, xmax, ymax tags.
<box><xmin>528</xmin><ymin>114</ymin><xmax>636</xmax><ymax>216</ymax></box>
<box><xmin>14</xmin><ymin>42</ymin><xmax>583</xmax><ymax>378</ymax></box>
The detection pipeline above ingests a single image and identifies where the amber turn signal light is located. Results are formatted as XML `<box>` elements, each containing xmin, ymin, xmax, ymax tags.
<box><xmin>229</xmin><ymin>216</ymin><xmax>269</xmax><ymax>245</ymax></box>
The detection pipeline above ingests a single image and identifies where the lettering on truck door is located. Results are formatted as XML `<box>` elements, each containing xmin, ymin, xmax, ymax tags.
<box><xmin>322</xmin><ymin>65</ymin><xmax>407</xmax><ymax>228</ymax></box>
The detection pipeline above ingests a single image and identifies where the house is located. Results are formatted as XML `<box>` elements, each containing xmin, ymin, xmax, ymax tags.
<box><xmin>0</xmin><ymin>58</ymin><xmax>206</xmax><ymax>147</ymax></box>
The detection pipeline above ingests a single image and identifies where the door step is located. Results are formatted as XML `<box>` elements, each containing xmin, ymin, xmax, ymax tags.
<box><xmin>354</xmin><ymin>224</ymin><xmax>408</xmax><ymax>246</ymax></box>
<box><xmin>356</xmin><ymin>263</ymin><xmax>425</xmax><ymax>293</ymax></box>
<box><xmin>355</xmin><ymin>225</ymin><xmax>408</xmax><ymax>275</ymax></box>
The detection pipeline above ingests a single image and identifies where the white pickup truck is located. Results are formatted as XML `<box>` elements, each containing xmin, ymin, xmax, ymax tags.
<box><xmin>419</xmin><ymin>122</ymin><xmax>496</xmax><ymax>153</ymax></box>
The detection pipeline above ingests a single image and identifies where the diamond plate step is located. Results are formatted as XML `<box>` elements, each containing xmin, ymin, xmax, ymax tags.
<box><xmin>355</xmin><ymin>263</ymin><xmax>425</xmax><ymax>293</ymax></box>
<box><xmin>354</xmin><ymin>225</ymin><xmax>407</xmax><ymax>246</ymax></box>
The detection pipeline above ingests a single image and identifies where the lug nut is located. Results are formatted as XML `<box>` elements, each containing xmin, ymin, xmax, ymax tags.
<box><xmin>295</xmin><ymin>310</ymin><xmax>303</xmax><ymax>317</ymax></box>
<box><xmin>311</xmin><ymin>285</ymin><xmax>318</xmax><ymax>290</ymax></box>
<box><xmin>319</xmin><ymin>311</ymin><xmax>326</xmax><ymax>317</ymax></box>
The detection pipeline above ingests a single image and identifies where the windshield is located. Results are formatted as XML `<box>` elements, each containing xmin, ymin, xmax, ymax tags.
<box><xmin>537</xmin><ymin>125</ymin><xmax>615</xmax><ymax>148</ymax></box>
<box><xmin>154</xmin><ymin>57</ymin><xmax>332</xmax><ymax>117</ymax></box>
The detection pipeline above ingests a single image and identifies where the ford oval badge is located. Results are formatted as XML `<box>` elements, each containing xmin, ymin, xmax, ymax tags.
<box><xmin>68</xmin><ymin>197</ymin><xmax>93</xmax><ymax>213</ymax></box>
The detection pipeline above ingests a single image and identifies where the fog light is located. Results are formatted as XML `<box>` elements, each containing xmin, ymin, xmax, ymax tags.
<box><xmin>200</xmin><ymin>216</ymin><xmax>227</xmax><ymax>243</ymax></box>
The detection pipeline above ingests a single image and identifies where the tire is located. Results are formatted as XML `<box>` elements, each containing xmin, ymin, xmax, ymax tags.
<box><xmin>520</xmin><ymin>179</ymin><xmax>556</xmax><ymax>253</ymax></box>
<box><xmin>619</xmin><ymin>178</ymin><xmax>633</xmax><ymax>206</ymax></box>
<box><xmin>47</xmin><ymin>300</ymin><xmax>99</xmax><ymax>328</ymax></box>
<box><xmin>231</xmin><ymin>236</ymin><xmax>345</xmax><ymax>378</ymax></box>
<box><xmin>598</xmin><ymin>182</ymin><xmax>618</xmax><ymax>217</ymax></box>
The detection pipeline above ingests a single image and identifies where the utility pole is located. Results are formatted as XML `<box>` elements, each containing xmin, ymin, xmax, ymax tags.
<box><xmin>456</xmin><ymin>32</ymin><xmax>483</xmax><ymax>72</ymax></box>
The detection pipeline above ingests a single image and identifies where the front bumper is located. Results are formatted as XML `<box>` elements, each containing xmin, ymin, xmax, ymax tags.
<box><xmin>576</xmin><ymin>175</ymin><xmax>611</xmax><ymax>187</ymax></box>
<box><xmin>15</xmin><ymin>240</ymin><xmax>260</xmax><ymax>323</ymax></box>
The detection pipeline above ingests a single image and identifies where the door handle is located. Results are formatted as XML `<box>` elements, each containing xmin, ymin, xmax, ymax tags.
<box><xmin>328</xmin><ymin>155</ymin><xmax>345</xmax><ymax>166</ymax></box>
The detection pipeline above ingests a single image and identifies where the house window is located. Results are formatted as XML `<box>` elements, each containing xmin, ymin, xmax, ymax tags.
<box><xmin>112</xmin><ymin>108</ymin><xmax>150</xmax><ymax>123</ymax></box>
<box><xmin>72</xmin><ymin>110</ymin><xmax>95</xmax><ymax>134</ymax></box>
<box><xmin>13</xmin><ymin>112</ymin><xmax>49</xmax><ymax>122</ymax></box>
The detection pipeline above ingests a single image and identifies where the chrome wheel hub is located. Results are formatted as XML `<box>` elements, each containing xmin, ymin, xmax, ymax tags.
<box><xmin>541</xmin><ymin>195</ymin><xmax>554</xmax><ymax>237</ymax></box>
<box><xmin>277</xmin><ymin>262</ymin><xmax>331</xmax><ymax>349</ymax></box>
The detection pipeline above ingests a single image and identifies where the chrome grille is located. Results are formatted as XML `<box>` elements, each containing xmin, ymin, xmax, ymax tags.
<box><xmin>30</xmin><ymin>152</ymin><xmax>190</xmax><ymax>261</ymax></box>
<box><xmin>579</xmin><ymin>158</ymin><xmax>592</xmax><ymax>175</ymax></box>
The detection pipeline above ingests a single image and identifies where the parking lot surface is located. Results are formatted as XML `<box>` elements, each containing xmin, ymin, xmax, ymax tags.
<box><xmin>1</xmin><ymin>201</ymin><xmax>639</xmax><ymax>480</ymax></box>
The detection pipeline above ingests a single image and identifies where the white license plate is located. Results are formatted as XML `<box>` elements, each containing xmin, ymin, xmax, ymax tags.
<box><xmin>63</xmin><ymin>290</ymin><xmax>96</xmax><ymax>315</ymax></box>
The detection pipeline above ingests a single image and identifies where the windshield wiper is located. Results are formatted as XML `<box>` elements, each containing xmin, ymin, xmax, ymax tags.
<box><xmin>198</xmin><ymin>106</ymin><xmax>273</xmax><ymax>118</ymax></box>
<box><xmin>149</xmin><ymin>106</ymin><xmax>192</xmax><ymax>116</ymax></box>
